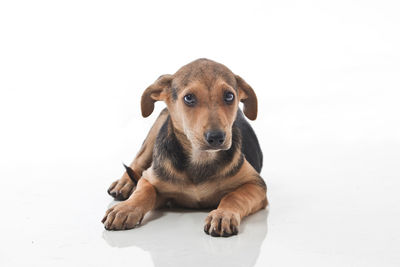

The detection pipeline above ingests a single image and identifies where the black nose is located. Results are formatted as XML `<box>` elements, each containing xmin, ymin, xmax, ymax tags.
<box><xmin>205</xmin><ymin>130</ymin><xmax>226</xmax><ymax>147</ymax></box>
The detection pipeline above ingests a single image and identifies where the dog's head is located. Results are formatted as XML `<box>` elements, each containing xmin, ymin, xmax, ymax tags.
<box><xmin>141</xmin><ymin>58</ymin><xmax>257</xmax><ymax>151</ymax></box>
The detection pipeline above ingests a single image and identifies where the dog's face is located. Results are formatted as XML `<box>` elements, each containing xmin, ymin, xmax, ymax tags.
<box><xmin>141</xmin><ymin>59</ymin><xmax>258</xmax><ymax>151</ymax></box>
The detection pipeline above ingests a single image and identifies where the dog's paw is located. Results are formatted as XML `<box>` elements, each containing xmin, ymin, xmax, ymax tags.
<box><xmin>101</xmin><ymin>202</ymin><xmax>144</xmax><ymax>230</ymax></box>
<box><xmin>107</xmin><ymin>178</ymin><xmax>135</xmax><ymax>201</ymax></box>
<box><xmin>204</xmin><ymin>209</ymin><xmax>240</xmax><ymax>237</ymax></box>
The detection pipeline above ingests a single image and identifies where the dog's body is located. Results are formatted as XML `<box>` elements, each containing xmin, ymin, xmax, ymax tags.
<box><xmin>102</xmin><ymin>59</ymin><xmax>268</xmax><ymax>237</ymax></box>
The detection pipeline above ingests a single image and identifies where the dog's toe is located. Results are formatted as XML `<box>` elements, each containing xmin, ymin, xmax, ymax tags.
<box><xmin>102</xmin><ymin>203</ymin><xmax>143</xmax><ymax>230</ymax></box>
<box><xmin>204</xmin><ymin>209</ymin><xmax>240</xmax><ymax>237</ymax></box>
<box><xmin>107</xmin><ymin>179</ymin><xmax>135</xmax><ymax>200</ymax></box>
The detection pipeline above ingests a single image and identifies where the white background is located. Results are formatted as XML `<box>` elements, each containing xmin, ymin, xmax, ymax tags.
<box><xmin>1</xmin><ymin>0</ymin><xmax>399</xmax><ymax>266</ymax></box>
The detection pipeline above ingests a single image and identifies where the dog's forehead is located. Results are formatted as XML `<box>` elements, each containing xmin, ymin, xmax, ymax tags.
<box><xmin>172</xmin><ymin>59</ymin><xmax>237</xmax><ymax>91</ymax></box>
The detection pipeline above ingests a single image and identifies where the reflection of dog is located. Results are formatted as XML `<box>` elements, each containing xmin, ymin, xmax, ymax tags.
<box><xmin>103</xmin><ymin>209</ymin><xmax>269</xmax><ymax>266</ymax></box>
<box><xmin>102</xmin><ymin>58</ymin><xmax>268</xmax><ymax>237</ymax></box>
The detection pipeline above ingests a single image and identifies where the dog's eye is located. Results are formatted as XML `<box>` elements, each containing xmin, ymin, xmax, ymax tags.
<box><xmin>224</xmin><ymin>92</ymin><xmax>235</xmax><ymax>103</ymax></box>
<box><xmin>183</xmin><ymin>94</ymin><xmax>196</xmax><ymax>106</ymax></box>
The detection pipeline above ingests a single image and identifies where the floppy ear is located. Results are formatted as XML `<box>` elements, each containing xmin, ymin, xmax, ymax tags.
<box><xmin>141</xmin><ymin>74</ymin><xmax>173</xmax><ymax>117</ymax></box>
<box><xmin>236</xmin><ymin>75</ymin><xmax>258</xmax><ymax>120</ymax></box>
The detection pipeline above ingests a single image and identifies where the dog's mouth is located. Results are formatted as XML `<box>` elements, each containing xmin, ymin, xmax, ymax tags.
<box><xmin>200</xmin><ymin>146</ymin><xmax>224</xmax><ymax>151</ymax></box>
<box><xmin>199</xmin><ymin>141</ymin><xmax>232</xmax><ymax>151</ymax></box>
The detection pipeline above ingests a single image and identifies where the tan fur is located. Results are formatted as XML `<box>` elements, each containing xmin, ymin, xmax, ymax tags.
<box><xmin>167</xmin><ymin>78</ymin><xmax>236</xmax><ymax>151</ymax></box>
<box><xmin>144</xmin><ymin>160</ymin><xmax>266</xmax><ymax>209</ymax></box>
<box><xmin>102</xmin><ymin>59</ymin><xmax>268</xmax><ymax>237</ymax></box>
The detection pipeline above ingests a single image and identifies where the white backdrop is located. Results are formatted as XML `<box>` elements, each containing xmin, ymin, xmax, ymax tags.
<box><xmin>1</xmin><ymin>1</ymin><xmax>399</xmax><ymax>266</ymax></box>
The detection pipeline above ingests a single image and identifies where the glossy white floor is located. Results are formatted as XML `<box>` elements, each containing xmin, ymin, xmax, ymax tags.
<box><xmin>1</xmin><ymin>1</ymin><xmax>400</xmax><ymax>266</ymax></box>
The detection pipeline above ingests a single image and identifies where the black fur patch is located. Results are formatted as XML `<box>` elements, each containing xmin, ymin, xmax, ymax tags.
<box><xmin>153</xmin><ymin>117</ymin><xmax>188</xmax><ymax>182</ymax></box>
<box><xmin>236</xmin><ymin>110</ymin><xmax>263</xmax><ymax>173</ymax></box>
<box><xmin>224</xmin><ymin>153</ymin><xmax>244</xmax><ymax>178</ymax></box>
<box><xmin>153</xmin><ymin>161</ymin><xmax>182</xmax><ymax>184</ymax></box>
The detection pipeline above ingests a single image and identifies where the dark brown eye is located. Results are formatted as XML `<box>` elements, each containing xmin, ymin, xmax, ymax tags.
<box><xmin>183</xmin><ymin>94</ymin><xmax>196</xmax><ymax>106</ymax></box>
<box><xmin>224</xmin><ymin>92</ymin><xmax>235</xmax><ymax>103</ymax></box>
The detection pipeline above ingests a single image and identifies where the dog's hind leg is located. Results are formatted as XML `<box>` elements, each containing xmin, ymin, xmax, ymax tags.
<box><xmin>107</xmin><ymin>108</ymin><xmax>169</xmax><ymax>200</ymax></box>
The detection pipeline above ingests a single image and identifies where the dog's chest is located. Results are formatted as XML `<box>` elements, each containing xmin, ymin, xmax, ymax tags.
<box><xmin>152</xmin><ymin>178</ymin><xmax>229</xmax><ymax>208</ymax></box>
<box><xmin>144</xmin><ymin>167</ymin><xmax>245</xmax><ymax>208</ymax></box>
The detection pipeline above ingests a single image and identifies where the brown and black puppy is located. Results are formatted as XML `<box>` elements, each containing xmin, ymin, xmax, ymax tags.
<box><xmin>102</xmin><ymin>58</ymin><xmax>268</xmax><ymax>237</ymax></box>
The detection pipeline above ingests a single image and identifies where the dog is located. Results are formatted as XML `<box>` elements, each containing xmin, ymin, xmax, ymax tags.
<box><xmin>102</xmin><ymin>58</ymin><xmax>268</xmax><ymax>237</ymax></box>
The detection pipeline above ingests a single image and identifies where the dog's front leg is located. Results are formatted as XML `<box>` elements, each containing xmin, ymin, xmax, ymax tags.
<box><xmin>107</xmin><ymin>109</ymin><xmax>169</xmax><ymax>200</ymax></box>
<box><xmin>204</xmin><ymin>183</ymin><xmax>267</xmax><ymax>237</ymax></box>
<box><xmin>102</xmin><ymin>178</ymin><xmax>158</xmax><ymax>230</ymax></box>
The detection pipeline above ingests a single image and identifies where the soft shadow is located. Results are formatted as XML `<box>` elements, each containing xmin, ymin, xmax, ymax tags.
<box><xmin>102</xmin><ymin>205</ymin><xmax>269</xmax><ymax>267</ymax></box>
